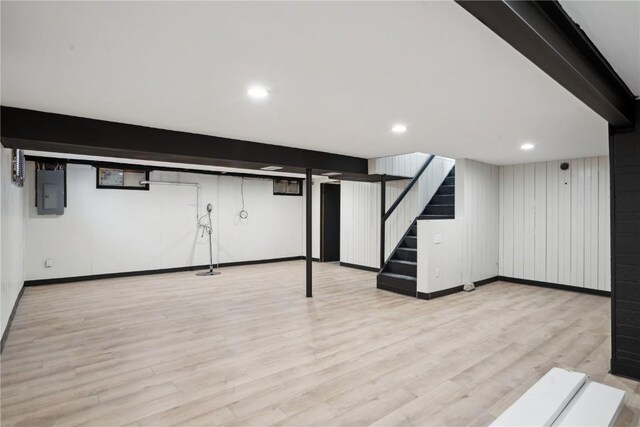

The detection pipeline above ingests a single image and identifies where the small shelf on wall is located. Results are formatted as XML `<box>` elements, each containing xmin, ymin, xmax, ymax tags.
<box><xmin>96</xmin><ymin>167</ymin><xmax>149</xmax><ymax>190</ymax></box>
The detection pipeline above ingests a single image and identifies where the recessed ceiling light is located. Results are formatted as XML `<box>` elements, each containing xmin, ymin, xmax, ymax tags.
<box><xmin>391</xmin><ymin>124</ymin><xmax>407</xmax><ymax>134</ymax></box>
<box><xmin>260</xmin><ymin>166</ymin><xmax>283</xmax><ymax>171</ymax></box>
<box><xmin>248</xmin><ymin>86</ymin><xmax>269</xmax><ymax>99</ymax></box>
<box><xmin>521</xmin><ymin>143</ymin><xmax>535</xmax><ymax>150</ymax></box>
<box><xmin>322</xmin><ymin>172</ymin><xmax>342</xmax><ymax>176</ymax></box>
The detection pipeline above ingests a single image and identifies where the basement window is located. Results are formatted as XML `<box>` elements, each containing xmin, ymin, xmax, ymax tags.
<box><xmin>97</xmin><ymin>167</ymin><xmax>149</xmax><ymax>190</ymax></box>
<box><xmin>273</xmin><ymin>179</ymin><xmax>302</xmax><ymax>196</ymax></box>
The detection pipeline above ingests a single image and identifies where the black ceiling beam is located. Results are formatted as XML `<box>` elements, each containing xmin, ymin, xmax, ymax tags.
<box><xmin>0</xmin><ymin>106</ymin><xmax>369</xmax><ymax>176</ymax></box>
<box><xmin>456</xmin><ymin>1</ymin><xmax>636</xmax><ymax>129</ymax></box>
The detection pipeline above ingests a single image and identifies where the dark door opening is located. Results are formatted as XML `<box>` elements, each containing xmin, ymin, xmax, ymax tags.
<box><xmin>320</xmin><ymin>182</ymin><xmax>340</xmax><ymax>262</ymax></box>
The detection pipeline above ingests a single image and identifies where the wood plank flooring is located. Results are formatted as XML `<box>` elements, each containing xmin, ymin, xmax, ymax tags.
<box><xmin>1</xmin><ymin>260</ymin><xmax>639</xmax><ymax>426</ymax></box>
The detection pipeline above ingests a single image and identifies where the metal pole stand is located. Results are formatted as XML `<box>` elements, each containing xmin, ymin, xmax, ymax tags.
<box><xmin>196</xmin><ymin>205</ymin><xmax>221</xmax><ymax>276</ymax></box>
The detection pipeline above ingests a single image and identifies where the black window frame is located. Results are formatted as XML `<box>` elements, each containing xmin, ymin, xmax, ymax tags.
<box><xmin>96</xmin><ymin>167</ymin><xmax>150</xmax><ymax>191</ymax></box>
<box><xmin>273</xmin><ymin>178</ymin><xmax>303</xmax><ymax>196</ymax></box>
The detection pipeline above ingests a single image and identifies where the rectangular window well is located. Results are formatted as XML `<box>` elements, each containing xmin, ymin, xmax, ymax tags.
<box><xmin>273</xmin><ymin>179</ymin><xmax>302</xmax><ymax>196</ymax></box>
<box><xmin>97</xmin><ymin>167</ymin><xmax>149</xmax><ymax>190</ymax></box>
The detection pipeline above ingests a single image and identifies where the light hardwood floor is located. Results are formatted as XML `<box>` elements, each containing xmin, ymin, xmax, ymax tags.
<box><xmin>1</xmin><ymin>260</ymin><xmax>639</xmax><ymax>426</ymax></box>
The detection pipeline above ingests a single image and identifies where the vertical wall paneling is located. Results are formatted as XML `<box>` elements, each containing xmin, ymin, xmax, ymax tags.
<box><xmin>457</xmin><ymin>159</ymin><xmax>500</xmax><ymax>283</ymax></box>
<box><xmin>558</xmin><ymin>160</ymin><xmax>572</xmax><ymax>285</ymax></box>
<box><xmin>534</xmin><ymin>162</ymin><xmax>547</xmax><ymax>281</ymax></box>
<box><xmin>513</xmin><ymin>165</ymin><xmax>524</xmax><ymax>278</ymax></box>
<box><xmin>570</xmin><ymin>159</ymin><xmax>585</xmax><ymax>288</ymax></box>
<box><xmin>368</xmin><ymin>152</ymin><xmax>429</xmax><ymax>177</ymax></box>
<box><xmin>342</xmin><ymin>154</ymin><xmax>454</xmax><ymax>269</ymax></box>
<box><xmin>584</xmin><ymin>158</ymin><xmax>593</xmax><ymax>289</ymax></box>
<box><xmin>418</xmin><ymin>159</ymin><xmax>499</xmax><ymax>292</ymax></box>
<box><xmin>546</xmin><ymin>161</ymin><xmax>560</xmax><ymax>283</ymax></box>
<box><xmin>588</xmin><ymin>158</ymin><xmax>599</xmax><ymax>290</ymax></box>
<box><xmin>500</xmin><ymin>156</ymin><xmax>610</xmax><ymax>290</ymax></box>
<box><xmin>502</xmin><ymin>165</ymin><xmax>514</xmax><ymax>277</ymax></box>
<box><xmin>523</xmin><ymin>164</ymin><xmax>535</xmax><ymax>280</ymax></box>
<box><xmin>340</xmin><ymin>181</ymin><xmax>380</xmax><ymax>268</ymax></box>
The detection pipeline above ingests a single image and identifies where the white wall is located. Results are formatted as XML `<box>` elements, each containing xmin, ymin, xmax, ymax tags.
<box><xmin>301</xmin><ymin>176</ymin><xmax>328</xmax><ymax>261</ymax></box>
<box><xmin>341</xmin><ymin>154</ymin><xmax>455</xmax><ymax>269</ymax></box>
<box><xmin>417</xmin><ymin>219</ymin><xmax>462</xmax><ymax>294</ymax></box>
<box><xmin>24</xmin><ymin>162</ymin><xmax>304</xmax><ymax>280</ymax></box>
<box><xmin>499</xmin><ymin>157</ymin><xmax>610</xmax><ymax>291</ymax></box>
<box><xmin>456</xmin><ymin>159</ymin><xmax>500</xmax><ymax>283</ymax></box>
<box><xmin>368</xmin><ymin>152</ymin><xmax>430</xmax><ymax>177</ymax></box>
<box><xmin>416</xmin><ymin>159</ymin><xmax>500</xmax><ymax>293</ymax></box>
<box><xmin>384</xmin><ymin>156</ymin><xmax>456</xmax><ymax>261</ymax></box>
<box><xmin>1</xmin><ymin>146</ymin><xmax>26</xmax><ymax>338</ymax></box>
<box><xmin>340</xmin><ymin>181</ymin><xmax>380</xmax><ymax>268</ymax></box>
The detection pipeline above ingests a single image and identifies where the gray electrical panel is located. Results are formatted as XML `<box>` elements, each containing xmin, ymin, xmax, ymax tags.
<box><xmin>37</xmin><ymin>169</ymin><xmax>65</xmax><ymax>215</ymax></box>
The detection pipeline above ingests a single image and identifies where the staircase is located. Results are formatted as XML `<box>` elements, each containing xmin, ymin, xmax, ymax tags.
<box><xmin>376</xmin><ymin>167</ymin><xmax>456</xmax><ymax>296</ymax></box>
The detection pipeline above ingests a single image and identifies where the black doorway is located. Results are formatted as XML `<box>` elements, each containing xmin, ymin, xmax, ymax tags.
<box><xmin>320</xmin><ymin>183</ymin><xmax>340</xmax><ymax>262</ymax></box>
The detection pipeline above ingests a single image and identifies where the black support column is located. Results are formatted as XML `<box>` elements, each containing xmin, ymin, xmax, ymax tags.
<box><xmin>610</xmin><ymin>100</ymin><xmax>640</xmax><ymax>380</ymax></box>
<box><xmin>306</xmin><ymin>168</ymin><xmax>312</xmax><ymax>298</ymax></box>
<box><xmin>380</xmin><ymin>175</ymin><xmax>386</xmax><ymax>269</ymax></box>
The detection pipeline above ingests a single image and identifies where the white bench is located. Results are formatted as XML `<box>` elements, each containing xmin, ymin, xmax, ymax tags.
<box><xmin>554</xmin><ymin>381</ymin><xmax>625</xmax><ymax>427</ymax></box>
<box><xmin>491</xmin><ymin>367</ymin><xmax>625</xmax><ymax>427</ymax></box>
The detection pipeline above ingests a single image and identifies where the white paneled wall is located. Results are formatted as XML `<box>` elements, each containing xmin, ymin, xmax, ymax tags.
<box><xmin>384</xmin><ymin>157</ymin><xmax>455</xmax><ymax>260</ymax></box>
<box><xmin>456</xmin><ymin>159</ymin><xmax>500</xmax><ymax>283</ymax></box>
<box><xmin>340</xmin><ymin>181</ymin><xmax>380</xmax><ymax>268</ymax></box>
<box><xmin>417</xmin><ymin>159</ymin><xmax>499</xmax><ymax>293</ymax></box>
<box><xmin>368</xmin><ymin>152</ymin><xmax>430</xmax><ymax>177</ymax></box>
<box><xmin>301</xmin><ymin>176</ymin><xmax>328</xmax><ymax>260</ymax></box>
<box><xmin>499</xmin><ymin>157</ymin><xmax>610</xmax><ymax>291</ymax></box>
<box><xmin>24</xmin><ymin>163</ymin><xmax>304</xmax><ymax>280</ymax></box>
<box><xmin>341</xmin><ymin>155</ymin><xmax>455</xmax><ymax>269</ymax></box>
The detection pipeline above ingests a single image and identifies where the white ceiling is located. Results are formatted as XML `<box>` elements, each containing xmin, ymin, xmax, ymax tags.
<box><xmin>560</xmin><ymin>0</ymin><xmax>640</xmax><ymax>98</ymax></box>
<box><xmin>1</xmin><ymin>1</ymin><xmax>608</xmax><ymax>165</ymax></box>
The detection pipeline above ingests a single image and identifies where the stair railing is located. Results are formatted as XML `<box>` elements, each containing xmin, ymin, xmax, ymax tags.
<box><xmin>380</xmin><ymin>154</ymin><xmax>435</xmax><ymax>268</ymax></box>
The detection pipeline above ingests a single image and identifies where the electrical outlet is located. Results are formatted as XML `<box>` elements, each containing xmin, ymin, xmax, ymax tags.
<box><xmin>45</xmin><ymin>258</ymin><xmax>53</xmax><ymax>268</ymax></box>
<box><xmin>434</xmin><ymin>234</ymin><xmax>442</xmax><ymax>244</ymax></box>
<box><xmin>435</xmin><ymin>268</ymin><xmax>440</xmax><ymax>278</ymax></box>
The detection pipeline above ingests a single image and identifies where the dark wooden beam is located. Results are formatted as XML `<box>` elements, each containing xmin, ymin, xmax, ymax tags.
<box><xmin>1</xmin><ymin>106</ymin><xmax>369</xmax><ymax>176</ymax></box>
<box><xmin>306</xmin><ymin>168</ymin><xmax>313</xmax><ymax>298</ymax></box>
<box><xmin>456</xmin><ymin>1</ymin><xmax>636</xmax><ymax>129</ymax></box>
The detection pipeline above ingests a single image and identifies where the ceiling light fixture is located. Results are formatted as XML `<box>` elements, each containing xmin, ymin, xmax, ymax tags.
<box><xmin>520</xmin><ymin>143</ymin><xmax>535</xmax><ymax>151</ymax></box>
<box><xmin>322</xmin><ymin>172</ymin><xmax>342</xmax><ymax>176</ymax></box>
<box><xmin>248</xmin><ymin>86</ymin><xmax>269</xmax><ymax>99</ymax></box>
<box><xmin>391</xmin><ymin>124</ymin><xmax>407</xmax><ymax>134</ymax></box>
<box><xmin>261</xmin><ymin>166</ymin><xmax>283</xmax><ymax>171</ymax></box>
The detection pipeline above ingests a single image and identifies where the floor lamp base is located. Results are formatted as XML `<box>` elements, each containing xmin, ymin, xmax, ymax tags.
<box><xmin>196</xmin><ymin>270</ymin><xmax>222</xmax><ymax>276</ymax></box>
